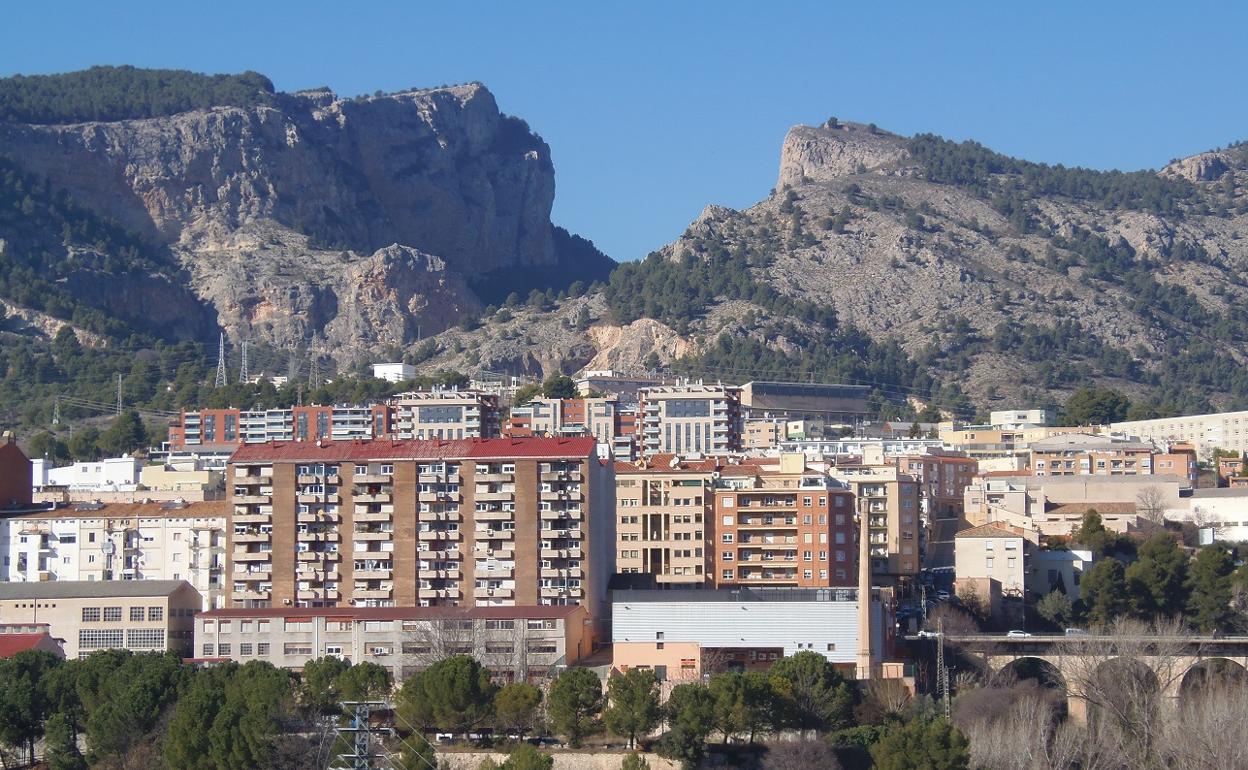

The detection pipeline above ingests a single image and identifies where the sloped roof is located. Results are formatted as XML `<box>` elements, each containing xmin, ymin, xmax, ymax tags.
<box><xmin>956</xmin><ymin>524</ymin><xmax>1025</xmax><ymax>539</ymax></box>
<box><xmin>0</xmin><ymin>580</ymin><xmax>194</xmax><ymax>600</ymax></box>
<box><xmin>0</xmin><ymin>633</ymin><xmax>58</xmax><ymax>658</ymax></box>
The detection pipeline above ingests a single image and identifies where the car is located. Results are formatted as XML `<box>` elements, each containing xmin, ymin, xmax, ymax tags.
<box><xmin>934</xmin><ymin>590</ymin><xmax>951</xmax><ymax>601</ymax></box>
<box><xmin>915</xmin><ymin>629</ymin><xmax>940</xmax><ymax>639</ymax></box>
<box><xmin>1006</xmin><ymin>630</ymin><xmax>1033</xmax><ymax>638</ymax></box>
<box><xmin>1064</xmin><ymin>628</ymin><xmax>1089</xmax><ymax>636</ymax></box>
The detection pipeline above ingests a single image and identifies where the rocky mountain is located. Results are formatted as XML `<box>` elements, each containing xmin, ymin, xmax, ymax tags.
<box><xmin>424</xmin><ymin>121</ymin><xmax>1248</xmax><ymax>417</ymax></box>
<box><xmin>0</xmin><ymin>68</ymin><xmax>612</xmax><ymax>362</ymax></box>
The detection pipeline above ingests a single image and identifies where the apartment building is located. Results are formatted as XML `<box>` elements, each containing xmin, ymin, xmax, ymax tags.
<box><xmin>713</xmin><ymin>455</ymin><xmax>857</xmax><ymax>588</ymax></box>
<box><xmin>226</xmin><ymin>438</ymin><xmax>612</xmax><ymax>636</ymax></box>
<box><xmin>963</xmin><ymin>474</ymin><xmax>1186</xmax><ymax>536</ymax></box>
<box><xmin>1112</xmin><ymin>409</ymin><xmax>1248</xmax><ymax>460</ymax></box>
<box><xmin>1030</xmin><ymin>434</ymin><xmax>1157</xmax><ymax>477</ymax></box>
<box><xmin>614</xmin><ymin>454</ymin><xmax>717</xmax><ymax>586</ymax></box>
<box><xmin>828</xmin><ymin>465</ymin><xmax>922</xmax><ymax>583</ymax></box>
<box><xmin>0</xmin><ymin>580</ymin><xmax>201</xmax><ymax>658</ymax></box>
<box><xmin>738</xmin><ymin>381</ymin><xmax>871</xmax><ymax>424</ymax></box>
<box><xmin>0</xmin><ymin>433</ymin><xmax>32</xmax><ymax>509</ymax></box>
<box><xmin>639</xmin><ymin>382</ymin><xmax>743</xmax><ymax>456</ymax></box>
<box><xmin>508</xmin><ymin>397</ymin><xmax>621</xmax><ymax>445</ymax></box>
<box><xmin>196</xmin><ymin>604</ymin><xmax>587</xmax><ymax>682</ymax></box>
<box><xmin>0</xmin><ymin>501</ymin><xmax>228</xmax><ymax>608</ymax></box>
<box><xmin>169</xmin><ymin>405</ymin><xmax>391</xmax><ymax>450</ymax></box>
<box><xmin>743</xmin><ymin>418</ymin><xmax>786</xmax><ymax>451</ymax></box>
<box><xmin>372</xmin><ymin>363</ymin><xmax>416</xmax><ymax>383</ymax></box>
<box><xmin>575</xmin><ymin>370</ymin><xmax>664</xmax><ymax>400</ymax></box>
<box><xmin>938</xmin><ymin>423</ymin><xmax>1101</xmax><ymax>461</ymax></box>
<box><xmin>891</xmin><ymin>452</ymin><xmax>978</xmax><ymax>519</ymax></box>
<box><xmin>954</xmin><ymin>524</ymin><xmax>1030</xmax><ymax>620</ymax></box>
<box><xmin>392</xmin><ymin>390</ymin><xmax>500</xmax><ymax>439</ymax></box>
<box><xmin>777</xmin><ymin>437</ymin><xmax>946</xmax><ymax>460</ymax></box>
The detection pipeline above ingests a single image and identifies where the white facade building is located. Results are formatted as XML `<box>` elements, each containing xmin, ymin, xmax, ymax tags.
<box><xmin>371</xmin><ymin>363</ymin><xmax>416</xmax><ymax>383</ymax></box>
<box><xmin>1166</xmin><ymin>488</ymin><xmax>1248</xmax><ymax>544</ymax></box>
<box><xmin>0</xmin><ymin>501</ymin><xmax>228</xmax><ymax>609</ymax></box>
<box><xmin>1112</xmin><ymin>409</ymin><xmax>1248</xmax><ymax>460</ymax></box>
<box><xmin>34</xmin><ymin>456</ymin><xmax>142</xmax><ymax>491</ymax></box>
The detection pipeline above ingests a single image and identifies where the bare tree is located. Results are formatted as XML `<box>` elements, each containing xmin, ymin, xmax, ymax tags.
<box><xmin>1160</xmin><ymin>680</ymin><xmax>1248</xmax><ymax>770</ymax></box>
<box><xmin>1136</xmin><ymin>486</ymin><xmax>1167</xmax><ymax>526</ymax></box>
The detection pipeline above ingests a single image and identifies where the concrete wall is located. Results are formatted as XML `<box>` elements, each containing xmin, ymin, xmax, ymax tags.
<box><xmin>438</xmin><ymin>751</ymin><xmax>678</xmax><ymax>770</ymax></box>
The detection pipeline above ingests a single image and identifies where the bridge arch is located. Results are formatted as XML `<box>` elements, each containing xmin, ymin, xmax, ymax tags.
<box><xmin>1179</xmin><ymin>657</ymin><xmax>1248</xmax><ymax>699</ymax></box>
<box><xmin>990</xmin><ymin>656</ymin><xmax>1066</xmax><ymax>692</ymax></box>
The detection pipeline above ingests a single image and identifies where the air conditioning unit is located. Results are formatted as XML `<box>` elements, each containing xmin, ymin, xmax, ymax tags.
<box><xmin>487</xmin><ymin>589</ymin><xmax>495</xmax><ymax>596</ymax></box>
<box><xmin>371</xmin><ymin>647</ymin><xmax>389</xmax><ymax>656</ymax></box>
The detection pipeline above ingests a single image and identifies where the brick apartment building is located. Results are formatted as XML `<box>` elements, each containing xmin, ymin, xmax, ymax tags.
<box><xmin>713</xmin><ymin>455</ymin><xmax>857</xmax><ymax>588</ymax></box>
<box><xmin>614</xmin><ymin>454</ymin><xmax>718</xmax><ymax>585</ymax></box>
<box><xmin>168</xmin><ymin>405</ymin><xmax>392</xmax><ymax>451</ymax></box>
<box><xmin>226</xmin><ymin>437</ymin><xmax>612</xmax><ymax>639</ymax></box>
<box><xmin>638</xmin><ymin>382</ymin><xmax>743</xmax><ymax>456</ymax></box>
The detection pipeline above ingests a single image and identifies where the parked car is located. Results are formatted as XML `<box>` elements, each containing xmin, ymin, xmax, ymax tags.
<box><xmin>1006</xmin><ymin>630</ymin><xmax>1033</xmax><ymax>638</ymax></box>
<box><xmin>916</xmin><ymin>630</ymin><xmax>940</xmax><ymax>639</ymax></box>
<box><xmin>935</xmin><ymin>590</ymin><xmax>951</xmax><ymax>601</ymax></box>
<box><xmin>1064</xmin><ymin>628</ymin><xmax>1089</xmax><ymax>636</ymax></box>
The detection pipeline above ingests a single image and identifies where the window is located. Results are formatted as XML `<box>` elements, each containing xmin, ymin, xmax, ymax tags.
<box><xmin>80</xmin><ymin>629</ymin><xmax>124</xmax><ymax>650</ymax></box>
<box><xmin>103</xmin><ymin>607</ymin><xmax>122</xmax><ymax>622</ymax></box>
<box><xmin>283</xmin><ymin>643</ymin><xmax>312</xmax><ymax>656</ymax></box>
<box><xmin>82</xmin><ymin>607</ymin><xmax>101</xmax><ymax>622</ymax></box>
<box><xmin>721</xmin><ymin>533</ymin><xmax>734</xmax><ymax>543</ymax></box>
<box><xmin>722</xmin><ymin>552</ymin><xmax>733</xmax><ymax>561</ymax></box>
<box><xmin>326</xmin><ymin>645</ymin><xmax>343</xmax><ymax>655</ymax></box>
<box><xmin>218</xmin><ymin>643</ymin><xmax>232</xmax><ymax>656</ymax></box>
<box><xmin>803</xmin><ymin>570</ymin><xmax>813</xmax><ymax>579</ymax></box>
<box><xmin>803</xmin><ymin>551</ymin><xmax>813</xmax><ymax>561</ymax></box>
<box><xmin>126</xmin><ymin>629</ymin><xmax>165</xmax><ymax>649</ymax></box>
<box><xmin>722</xmin><ymin>569</ymin><xmax>733</xmax><ymax>580</ymax></box>
<box><xmin>986</xmin><ymin>557</ymin><xmax>994</xmax><ymax>569</ymax></box>
<box><xmin>202</xmin><ymin>643</ymin><xmax>215</xmax><ymax>657</ymax></box>
<box><xmin>257</xmin><ymin>643</ymin><xmax>270</xmax><ymax>655</ymax></box>
<box><xmin>240</xmin><ymin>643</ymin><xmax>253</xmax><ymax>656</ymax></box>
<box><xmin>130</xmin><ymin>607</ymin><xmax>145</xmax><ymax>621</ymax></box>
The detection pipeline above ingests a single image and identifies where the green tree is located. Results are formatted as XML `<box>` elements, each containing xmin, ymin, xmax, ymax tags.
<box><xmin>1062</xmin><ymin>387</ymin><xmax>1130</xmax><ymax>426</ymax></box>
<box><xmin>336</xmin><ymin>661</ymin><xmax>392</xmax><ymax>701</ymax></box>
<box><xmin>1071</xmin><ymin>509</ymin><xmax>1110</xmax><ymax>554</ymax></box>
<box><xmin>768</xmin><ymin>650</ymin><xmax>855</xmax><ymax>731</ymax></box>
<box><xmin>541</xmin><ymin>374</ymin><xmax>577</xmax><ymax>400</ymax></box>
<box><xmin>97</xmin><ymin>409</ymin><xmax>148</xmax><ymax>456</ymax></box>
<box><xmin>501</xmin><ymin>742</ymin><xmax>554</xmax><ymax>770</ymax></box>
<box><xmin>513</xmin><ymin>384</ymin><xmax>542</xmax><ymax>407</ymax></box>
<box><xmin>620</xmin><ymin>753</ymin><xmax>651</xmax><ymax>770</ymax></box>
<box><xmin>67</xmin><ymin>426</ymin><xmax>100</xmax><ymax>461</ymax></box>
<box><xmin>1036</xmin><ymin>591</ymin><xmax>1074</xmax><ymax>628</ymax></box>
<box><xmin>26</xmin><ymin>430</ymin><xmax>69</xmax><ymax>462</ymax></box>
<box><xmin>0</xmin><ymin>650</ymin><xmax>60</xmax><ymax>764</ymax></box>
<box><xmin>1080</xmin><ymin>558</ymin><xmax>1129</xmax><ymax>627</ymax></box>
<box><xmin>395</xmin><ymin>739</ymin><xmax>438</xmax><ymax>770</ymax></box>
<box><xmin>493</xmin><ymin>682</ymin><xmax>542</xmax><ymax>738</ymax></box>
<box><xmin>206</xmin><ymin>661</ymin><xmax>292</xmax><ymax>770</ymax></box>
<box><xmin>573</xmin><ymin>305</ymin><xmax>592</xmax><ymax>331</ymax></box>
<box><xmin>656</xmin><ymin>684</ymin><xmax>715</xmax><ymax>770</ymax></box>
<box><xmin>44</xmin><ymin>711</ymin><xmax>87</xmax><ymax>770</ymax></box>
<box><xmin>709</xmin><ymin>671</ymin><xmax>776</xmax><ymax>744</ymax></box>
<box><xmin>604</xmin><ymin>668</ymin><xmax>660</xmax><ymax>749</ymax></box>
<box><xmin>165</xmin><ymin>667</ymin><xmax>227</xmax><ymax>770</ymax></box>
<box><xmin>1187</xmin><ymin>545</ymin><xmax>1236</xmax><ymax>633</ymax></box>
<box><xmin>870</xmin><ymin>716</ymin><xmax>969</xmax><ymax>770</ymax></box>
<box><xmin>546</xmin><ymin>667</ymin><xmax>603</xmax><ymax>747</ymax></box>
<box><xmin>299</xmin><ymin>656</ymin><xmax>350</xmax><ymax>715</ymax></box>
<box><xmin>397</xmin><ymin>656</ymin><xmax>497</xmax><ymax>734</ymax></box>
<box><xmin>1125</xmin><ymin>534</ymin><xmax>1188</xmax><ymax>619</ymax></box>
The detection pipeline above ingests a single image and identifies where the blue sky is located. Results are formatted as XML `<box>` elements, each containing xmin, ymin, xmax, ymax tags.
<box><xmin>6</xmin><ymin>2</ymin><xmax>1246</xmax><ymax>262</ymax></box>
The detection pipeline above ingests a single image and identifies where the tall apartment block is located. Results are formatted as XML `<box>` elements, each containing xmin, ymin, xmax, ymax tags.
<box><xmin>713</xmin><ymin>455</ymin><xmax>857</xmax><ymax>588</ymax></box>
<box><xmin>638</xmin><ymin>382</ymin><xmax>743</xmax><ymax>456</ymax></box>
<box><xmin>829</xmin><ymin>467</ymin><xmax>921</xmax><ymax>583</ymax></box>
<box><xmin>508</xmin><ymin>397</ymin><xmax>621</xmax><ymax>445</ymax></box>
<box><xmin>392</xmin><ymin>390</ymin><xmax>501</xmax><ymax>439</ymax></box>
<box><xmin>614</xmin><ymin>454</ymin><xmax>718</xmax><ymax>585</ymax></box>
<box><xmin>226</xmin><ymin>437</ymin><xmax>612</xmax><ymax>636</ymax></box>
<box><xmin>169</xmin><ymin>405</ymin><xmax>391</xmax><ymax>450</ymax></box>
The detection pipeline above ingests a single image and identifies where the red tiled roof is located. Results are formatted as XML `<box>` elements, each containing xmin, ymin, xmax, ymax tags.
<box><xmin>614</xmin><ymin>454</ymin><xmax>722</xmax><ymax>474</ymax></box>
<box><xmin>199</xmin><ymin>605</ymin><xmax>584</xmax><ymax>621</ymax></box>
<box><xmin>230</xmin><ymin>437</ymin><xmax>598</xmax><ymax>463</ymax></box>
<box><xmin>0</xmin><ymin>633</ymin><xmax>56</xmax><ymax>658</ymax></box>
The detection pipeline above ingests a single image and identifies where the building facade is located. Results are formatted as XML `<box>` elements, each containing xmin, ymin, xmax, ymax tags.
<box><xmin>392</xmin><ymin>390</ymin><xmax>501</xmax><ymax>439</ymax></box>
<box><xmin>738</xmin><ymin>381</ymin><xmax>871</xmax><ymax>424</ymax></box>
<box><xmin>1112</xmin><ymin>409</ymin><xmax>1248</xmax><ymax>460</ymax></box>
<box><xmin>196</xmin><ymin>605</ymin><xmax>587</xmax><ymax>682</ymax></box>
<box><xmin>614</xmin><ymin>455</ymin><xmax>717</xmax><ymax>586</ymax></box>
<box><xmin>713</xmin><ymin>455</ymin><xmax>858</xmax><ymax>588</ymax></box>
<box><xmin>0</xmin><ymin>433</ymin><xmax>32</xmax><ymax>510</ymax></box>
<box><xmin>638</xmin><ymin>382</ymin><xmax>743</xmax><ymax>456</ymax></box>
<box><xmin>169</xmin><ymin>405</ymin><xmax>391</xmax><ymax>450</ymax></box>
<box><xmin>508</xmin><ymin>397</ymin><xmax>621</xmax><ymax>445</ymax></box>
<box><xmin>0</xmin><ymin>580</ymin><xmax>201</xmax><ymax>658</ymax></box>
<box><xmin>0</xmin><ymin>501</ymin><xmax>228</xmax><ymax>608</ymax></box>
<box><xmin>827</xmin><ymin>466</ymin><xmax>922</xmax><ymax>583</ymax></box>
<box><xmin>226</xmin><ymin>438</ymin><xmax>613</xmax><ymax>640</ymax></box>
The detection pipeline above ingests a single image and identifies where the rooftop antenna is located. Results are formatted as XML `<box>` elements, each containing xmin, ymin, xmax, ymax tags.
<box><xmin>214</xmin><ymin>333</ymin><xmax>228</xmax><ymax>388</ymax></box>
<box><xmin>239</xmin><ymin>340</ymin><xmax>249</xmax><ymax>385</ymax></box>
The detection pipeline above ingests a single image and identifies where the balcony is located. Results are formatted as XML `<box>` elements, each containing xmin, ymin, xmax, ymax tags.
<box><xmin>475</xmin><ymin>472</ymin><xmax>512</xmax><ymax>482</ymax></box>
<box><xmin>355</xmin><ymin>473</ymin><xmax>390</xmax><ymax>484</ymax></box>
<box><xmin>475</xmin><ymin>529</ymin><xmax>514</xmax><ymax>541</ymax></box>
<box><xmin>540</xmin><ymin>491</ymin><xmax>577</xmax><ymax>501</ymax></box>
<box><xmin>297</xmin><ymin>588</ymin><xmax>340</xmax><ymax>601</ymax></box>
<box><xmin>299</xmin><ymin>474</ymin><xmax>341</xmax><ymax>485</ymax></box>
<box><xmin>475</xmin><ymin>509</ymin><xmax>513</xmax><ymax>521</ymax></box>
<box><xmin>418</xmin><ymin>587</ymin><xmax>460</xmax><ymax>599</ymax></box>
<box><xmin>232</xmin><ymin>589</ymin><xmax>271</xmax><ymax>601</ymax></box>
<box><xmin>233</xmin><ymin>570</ymin><xmax>271</xmax><ymax>581</ymax></box>
<box><xmin>475</xmin><ymin>586</ymin><xmax>513</xmax><ymax>599</ymax></box>
<box><xmin>233</xmin><ymin>551</ymin><xmax>272</xmax><ymax>562</ymax></box>
<box><xmin>297</xmin><ymin>512</ymin><xmax>340</xmax><ymax>524</ymax></box>
<box><xmin>232</xmin><ymin>532</ymin><xmax>269</xmax><ymax>543</ymax></box>
<box><xmin>297</xmin><ymin>532</ymin><xmax>340</xmax><ymax>543</ymax></box>
<box><xmin>474</xmin><ymin>491</ymin><xmax>513</xmax><ymax>502</ymax></box>
<box><xmin>540</xmin><ymin>567</ymin><xmax>583</xmax><ymax>579</ymax></box>
<box><xmin>351</xmin><ymin>530</ymin><xmax>392</xmax><ymax>541</ymax></box>
<box><xmin>540</xmin><ymin>548</ymin><xmax>569</xmax><ymax>559</ymax></box>
<box><xmin>298</xmin><ymin>551</ymin><xmax>341</xmax><ymax>562</ymax></box>
<box><xmin>423</xmin><ymin>568</ymin><xmax>460</xmax><ymax>580</ymax></box>
<box><xmin>476</xmin><ymin>565</ymin><xmax>513</xmax><ymax>578</ymax></box>
<box><xmin>539</xmin><ymin>586</ymin><xmax>580</xmax><ymax>598</ymax></box>
<box><xmin>541</xmin><ymin>471</ymin><xmax>582</xmax><ymax>482</ymax></box>
<box><xmin>356</xmin><ymin>492</ymin><xmax>392</xmax><ymax>504</ymax></box>
<box><xmin>419</xmin><ymin>511</ymin><xmax>462</xmax><ymax>522</ymax></box>
<box><xmin>233</xmin><ymin>494</ymin><xmax>269</xmax><ymax>504</ymax></box>
<box><xmin>353</xmin><ymin>588</ymin><xmax>392</xmax><ymax>600</ymax></box>
<box><xmin>475</xmin><ymin>545</ymin><xmax>514</xmax><ymax>559</ymax></box>
<box><xmin>296</xmin><ymin>568</ymin><xmax>339</xmax><ymax>582</ymax></box>
<box><xmin>297</xmin><ymin>493</ymin><xmax>340</xmax><ymax>504</ymax></box>
<box><xmin>354</xmin><ymin>510</ymin><xmax>391</xmax><ymax>522</ymax></box>
<box><xmin>418</xmin><ymin>530</ymin><xmax>460</xmax><ymax>541</ymax></box>
<box><xmin>419</xmin><ymin>472</ymin><xmax>460</xmax><ymax>484</ymax></box>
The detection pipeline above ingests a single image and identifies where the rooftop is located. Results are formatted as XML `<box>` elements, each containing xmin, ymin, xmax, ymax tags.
<box><xmin>0</xmin><ymin>632</ymin><xmax>58</xmax><ymax>658</ymax></box>
<box><xmin>230</xmin><ymin>436</ymin><xmax>598</xmax><ymax>463</ymax></box>
<box><xmin>614</xmin><ymin>454</ymin><xmax>721</xmax><ymax>474</ymax></box>
<box><xmin>199</xmin><ymin>605</ymin><xmax>583</xmax><ymax>621</ymax></box>
<box><xmin>612</xmin><ymin>587</ymin><xmax>858</xmax><ymax>603</ymax></box>
<box><xmin>0</xmin><ymin>580</ymin><xmax>195</xmax><ymax>600</ymax></box>
<box><xmin>1</xmin><ymin>500</ymin><xmax>229</xmax><ymax>522</ymax></box>
<box><xmin>956</xmin><ymin>524</ymin><xmax>1026</xmax><ymax>539</ymax></box>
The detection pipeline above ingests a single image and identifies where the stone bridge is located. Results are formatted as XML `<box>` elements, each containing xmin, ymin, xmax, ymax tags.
<box><xmin>929</xmin><ymin>634</ymin><xmax>1248</xmax><ymax>721</ymax></box>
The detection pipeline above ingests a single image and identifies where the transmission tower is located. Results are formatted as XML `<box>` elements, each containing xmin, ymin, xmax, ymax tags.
<box><xmin>116</xmin><ymin>374</ymin><xmax>123</xmax><ymax>415</ymax></box>
<box><xmin>330</xmin><ymin>701</ymin><xmax>390</xmax><ymax>770</ymax></box>
<box><xmin>937</xmin><ymin>616</ymin><xmax>950</xmax><ymax>718</ymax></box>
<box><xmin>309</xmin><ymin>343</ymin><xmax>320</xmax><ymax>390</ymax></box>
<box><xmin>52</xmin><ymin>396</ymin><xmax>60</xmax><ymax>426</ymax></box>
<box><xmin>214</xmin><ymin>333</ymin><xmax>228</xmax><ymax>388</ymax></box>
<box><xmin>239</xmin><ymin>340</ymin><xmax>249</xmax><ymax>385</ymax></box>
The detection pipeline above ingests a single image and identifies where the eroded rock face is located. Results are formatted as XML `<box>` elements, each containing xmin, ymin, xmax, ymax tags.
<box><xmin>0</xmin><ymin>83</ymin><xmax>560</xmax><ymax>353</ymax></box>
<box><xmin>777</xmin><ymin>123</ymin><xmax>910</xmax><ymax>188</ymax></box>
<box><xmin>1163</xmin><ymin>151</ymin><xmax>1231</xmax><ymax>182</ymax></box>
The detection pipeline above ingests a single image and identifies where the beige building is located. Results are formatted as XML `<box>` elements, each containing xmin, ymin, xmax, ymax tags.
<box><xmin>1112</xmin><ymin>409</ymin><xmax>1248</xmax><ymax>461</ymax></box>
<box><xmin>743</xmin><ymin>418</ymin><xmax>786</xmax><ymax>451</ymax></box>
<box><xmin>0</xmin><ymin>580</ymin><xmax>201</xmax><ymax>658</ymax></box>
<box><xmin>196</xmin><ymin>605</ymin><xmax>587</xmax><ymax>682</ymax></box>
<box><xmin>614</xmin><ymin>455</ymin><xmax>718</xmax><ymax>585</ymax></box>
<box><xmin>139</xmin><ymin>463</ymin><xmax>224</xmax><ymax>494</ymax></box>
<box><xmin>226</xmin><ymin>438</ymin><xmax>613</xmax><ymax>642</ymax></box>
<box><xmin>954</xmin><ymin>524</ymin><xmax>1032</xmax><ymax>620</ymax></box>
<box><xmin>963</xmin><ymin>474</ymin><xmax>1185</xmax><ymax>536</ymax></box>
<box><xmin>827</xmin><ymin>465</ymin><xmax>922</xmax><ymax>583</ymax></box>
<box><xmin>1</xmin><ymin>501</ymin><xmax>227</xmax><ymax>608</ymax></box>
<box><xmin>639</xmin><ymin>382</ymin><xmax>743</xmax><ymax>456</ymax></box>
<box><xmin>393</xmin><ymin>390</ymin><xmax>501</xmax><ymax>439</ymax></box>
<box><xmin>510</xmin><ymin>397</ymin><xmax>620</xmax><ymax>445</ymax></box>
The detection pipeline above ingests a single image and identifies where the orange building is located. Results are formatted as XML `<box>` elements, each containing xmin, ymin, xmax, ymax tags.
<box><xmin>713</xmin><ymin>455</ymin><xmax>857</xmax><ymax>588</ymax></box>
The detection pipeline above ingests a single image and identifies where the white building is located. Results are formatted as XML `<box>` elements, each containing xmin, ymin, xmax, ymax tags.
<box><xmin>989</xmin><ymin>409</ymin><xmax>1055</xmax><ymax>428</ymax></box>
<box><xmin>776</xmin><ymin>437</ymin><xmax>946</xmax><ymax>461</ymax></box>
<box><xmin>1112</xmin><ymin>409</ymin><xmax>1248</xmax><ymax>461</ymax></box>
<box><xmin>371</xmin><ymin>363</ymin><xmax>416</xmax><ymax>383</ymax></box>
<box><xmin>33</xmin><ymin>456</ymin><xmax>142</xmax><ymax>491</ymax></box>
<box><xmin>1167</xmin><ymin>488</ymin><xmax>1248</xmax><ymax>544</ymax></box>
<box><xmin>0</xmin><ymin>501</ymin><xmax>228</xmax><ymax>609</ymax></box>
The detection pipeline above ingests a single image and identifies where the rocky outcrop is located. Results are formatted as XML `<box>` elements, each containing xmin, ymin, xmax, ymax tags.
<box><xmin>1162</xmin><ymin>151</ymin><xmax>1231</xmax><ymax>182</ymax></box>
<box><xmin>0</xmin><ymin>80</ymin><xmax>607</xmax><ymax>357</ymax></box>
<box><xmin>777</xmin><ymin>122</ymin><xmax>909</xmax><ymax>188</ymax></box>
